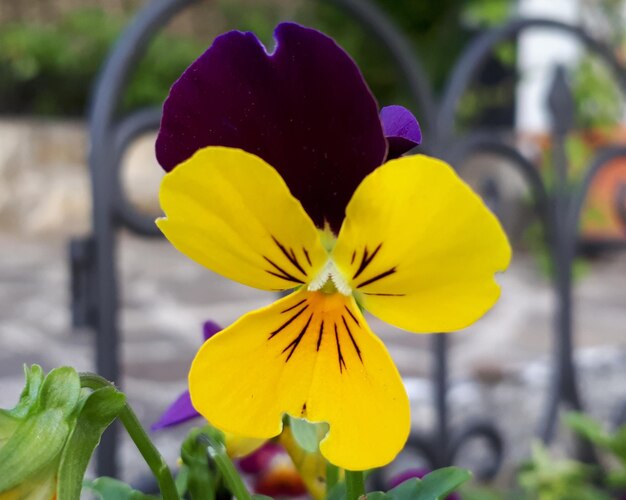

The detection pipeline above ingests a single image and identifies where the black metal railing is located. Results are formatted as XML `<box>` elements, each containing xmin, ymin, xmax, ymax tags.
<box><xmin>71</xmin><ymin>0</ymin><xmax>626</xmax><ymax>478</ymax></box>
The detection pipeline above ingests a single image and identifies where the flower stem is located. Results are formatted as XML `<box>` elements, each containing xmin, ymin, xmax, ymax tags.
<box><xmin>79</xmin><ymin>373</ymin><xmax>180</xmax><ymax>500</ymax></box>
<box><xmin>326</xmin><ymin>462</ymin><xmax>339</xmax><ymax>494</ymax></box>
<box><xmin>345</xmin><ymin>469</ymin><xmax>365</xmax><ymax>500</ymax></box>
<box><xmin>196</xmin><ymin>433</ymin><xmax>251</xmax><ymax>500</ymax></box>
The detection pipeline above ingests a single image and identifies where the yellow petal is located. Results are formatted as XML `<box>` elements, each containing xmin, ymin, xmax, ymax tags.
<box><xmin>332</xmin><ymin>154</ymin><xmax>511</xmax><ymax>333</ymax></box>
<box><xmin>158</xmin><ymin>146</ymin><xmax>327</xmax><ymax>291</ymax></box>
<box><xmin>0</xmin><ymin>468</ymin><xmax>56</xmax><ymax>500</ymax></box>
<box><xmin>189</xmin><ymin>290</ymin><xmax>410</xmax><ymax>470</ymax></box>
<box><xmin>224</xmin><ymin>433</ymin><xmax>266</xmax><ymax>459</ymax></box>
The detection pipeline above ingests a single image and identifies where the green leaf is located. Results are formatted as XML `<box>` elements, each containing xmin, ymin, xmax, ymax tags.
<box><xmin>289</xmin><ymin>416</ymin><xmax>320</xmax><ymax>452</ymax></box>
<box><xmin>565</xmin><ymin>412</ymin><xmax>610</xmax><ymax>447</ymax></box>
<box><xmin>386</xmin><ymin>478</ymin><xmax>422</xmax><ymax>499</ymax></box>
<box><xmin>366</xmin><ymin>469</ymin><xmax>471</xmax><ymax>500</ymax></box>
<box><xmin>362</xmin><ymin>480</ymin><xmax>424</xmax><ymax>500</ymax></box>
<box><xmin>84</xmin><ymin>477</ymin><xmax>158</xmax><ymax>499</ymax></box>
<box><xmin>0</xmin><ymin>409</ymin><xmax>68</xmax><ymax>490</ymax></box>
<box><xmin>414</xmin><ymin>467</ymin><xmax>472</xmax><ymax>500</ymax></box>
<box><xmin>459</xmin><ymin>485</ymin><xmax>508</xmax><ymax>500</ymax></box>
<box><xmin>362</xmin><ymin>493</ymin><xmax>389</xmax><ymax>499</ymax></box>
<box><xmin>39</xmin><ymin>366</ymin><xmax>81</xmax><ymax>418</ymax></box>
<box><xmin>251</xmin><ymin>496</ymin><xmax>274</xmax><ymax>500</ymax></box>
<box><xmin>57</xmin><ymin>386</ymin><xmax>126</xmax><ymax>500</ymax></box>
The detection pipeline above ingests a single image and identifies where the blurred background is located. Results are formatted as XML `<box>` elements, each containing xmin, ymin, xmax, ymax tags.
<box><xmin>1</xmin><ymin>0</ymin><xmax>626</xmax><ymax>495</ymax></box>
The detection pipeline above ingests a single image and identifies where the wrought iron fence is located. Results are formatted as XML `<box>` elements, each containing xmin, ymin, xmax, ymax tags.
<box><xmin>70</xmin><ymin>0</ymin><xmax>626</xmax><ymax>478</ymax></box>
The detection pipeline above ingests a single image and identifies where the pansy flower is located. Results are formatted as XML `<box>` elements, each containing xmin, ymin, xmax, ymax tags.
<box><xmin>156</xmin><ymin>23</ymin><xmax>510</xmax><ymax>470</ymax></box>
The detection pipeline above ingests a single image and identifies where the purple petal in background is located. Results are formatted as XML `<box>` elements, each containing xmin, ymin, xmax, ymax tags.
<box><xmin>380</xmin><ymin>105</ymin><xmax>422</xmax><ymax>159</ymax></box>
<box><xmin>151</xmin><ymin>390</ymin><xmax>200</xmax><ymax>431</ymax></box>
<box><xmin>156</xmin><ymin>22</ymin><xmax>386</xmax><ymax>233</ymax></box>
<box><xmin>238</xmin><ymin>442</ymin><xmax>283</xmax><ymax>474</ymax></box>
<box><xmin>203</xmin><ymin>320</ymin><xmax>222</xmax><ymax>341</ymax></box>
<box><xmin>151</xmin><ymin>321</ymin><xmax>221</xmax><ymax>431</ymax></box>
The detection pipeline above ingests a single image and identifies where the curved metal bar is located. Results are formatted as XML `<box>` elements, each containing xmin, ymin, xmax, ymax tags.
<box><xmin>449</xmin><ymin>132</ymin><xmax>550</xmax><ymax>221</ymax></box>
<box><xmin>329</xmin><ymin>0</ymin><xmax>437</xmax><ymax>131</ymax></box>
<box><xmin>432</xmin><ymin>334</ymin><xmax>449</xmax><ymax>468</ymax></box>
<box><xmin>535</xmin><ymin>69</ymin><xmax>583</xmax><ymax>446</ymax></box>
<box><xmin>436</xmin><ymin>19</ymin><xmax>626</xmax><ymax>466</ymax></box>
<box><xmin>111</xmin><ymin>107</ymin><xmax>163</xmax><ymax>237</ymax></box>
<box><xmin>447</xmin><ymin>419</ymin><xmax>504</xmax><ymax>480</ymax></box>
<box><xmin>106</xmin><ymin>0</ymin><xmax>436</xmax><ymax>238</ymax></box>
<box><xmin>367</xmin><ymin>433</ymin><xmax>438</xmax><ymax>491</ymax></box>
<box><xmin>564</xmin><ymin>148</ymin><xmax>626</xmax><ymax>442</ymax></box>
<box><xmin>616</xmin><ymin>182</ymin><xmax>626</xmax><ymax>233</ymax></box>
<box><xmin>434</xmin><ymin>132</ymin><xmax>556</xmax><ymax>474</ymax></box>
<box><xmin>108</xmin><ymin>0</ymin><xmax>436</xmax><ymax>235</ymax></box>
<box><xmin>437</xmin><ymin>18</ymin><xmax>626</xmax><ymax>143</ymax></box>
<box><xmin>404</xmin><ymin>433</ymin><xmax>440</xmax><ymax>471</ymax></box>
<box><xmin>87</xmin><ymin>0</ymin><xmax>200</xmax><ymax>477</ymax></box>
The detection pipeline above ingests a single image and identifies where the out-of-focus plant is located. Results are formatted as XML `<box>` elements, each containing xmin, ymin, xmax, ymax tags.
<box><xmin>306</xmin><ymin>0</ymin><xmax>470</xmax><ymax>108</ymax></box>
<box><xmin>0</xmin><ymin>0</ymin><xmax>520</xmax><ymax>121</ymax></box>
<box><xmin>0</xmin><ymin>8</ymin><xmax>205</xmax><ymax>116</ymax></box>
<box><xmin>572</xmin><ymin>56</ymin><xmax>623</xmax><ymax>130</ymax></box>
<box><xmin>193</xmin><ymin>0</ymin><xmax>515</xmax><ymax>119</ymax></box>
<box><xmin>461</xmin><ymin>0</ymin><xmax>512</xmax><ymax>28</ymax></box>
<box><xmin>517</xmin><ymin>441</ymin><xmax>609</xmax><ymax>500</ymax></box>
<box><xmin>567</xmin><ymin>412</ymin><xmax>626</xmax><ymax>494</ymax></box>
<box><xmin>505</xmin><ymin>412</ymin><xmax>626</xmax><ymax>499</ymax></box>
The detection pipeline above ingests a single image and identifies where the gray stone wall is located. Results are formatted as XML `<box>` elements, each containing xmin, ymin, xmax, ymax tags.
<box><xmin>0</xmin><ymin>118</ymin><xmax>161</xmax><ymax>237</ymax></box>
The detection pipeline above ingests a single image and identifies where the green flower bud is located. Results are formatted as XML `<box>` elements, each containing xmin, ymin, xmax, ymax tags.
<box><xmin>0</xmin><ymin>365</ymin><xmax>125</xmax><ymax>500</ymax></box>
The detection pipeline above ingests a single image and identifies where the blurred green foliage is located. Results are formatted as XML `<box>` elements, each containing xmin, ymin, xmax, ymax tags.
<box><xmin>309</xmin><ymin>1</ymin><xmax>473</xmax><ymax>109</ymax></box>
<box><xmin>517</xmin><ymin>441</ymin><xmax>609</xmax><ymax>500</ymax></box>
<box><xmin>0</xmin><ymin>8</ymin><xmax>205</xmax><ymax>116</ymax></box>
<box><xmin>219</xmin><ymin>0</ymin><xmax>514</xmax><ymax>124</ymax></box>
<box><xmin>572</xmin><ymin>56</ymin><xmax>624</xmax><ymax>130</ymax></box>
<box><xmin>1</xmin><ymin>0</ymin><xmax>622</xmax><ymax>130</ymax></box>
<box><xmin>0</xmin><ymin>0</ymin><xmax>514</xmax><ymax>118</ymax></box>
<box><xmin>461</xmin><ymin>412</ymin><xmax>626</xmax><ymax>499</ymax></box>
<box><xmin>566</xmin><ymin>412</ymin><xmax>626</xmax><ymax>491</ymax></box>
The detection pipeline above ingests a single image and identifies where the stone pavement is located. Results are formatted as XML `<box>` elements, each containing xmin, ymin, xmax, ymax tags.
<box><xmin>1</xmin><ymin>232</ymin><xmax>626</xmax><ymax>484</ymax></box>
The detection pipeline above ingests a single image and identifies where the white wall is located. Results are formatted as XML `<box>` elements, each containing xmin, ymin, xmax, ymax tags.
<box><xmin>516</xmin><ymin>0</ymin><xmax>581</xmax><ymax>133</ymax></box>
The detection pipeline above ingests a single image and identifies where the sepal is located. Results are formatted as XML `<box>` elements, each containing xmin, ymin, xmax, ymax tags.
<box><xmin>57</xmin><ymin>386</ymin><xmax>126</xmax><ymax>499</ymax></box>
<box><xmin>0</xmin><ymin>365</ymin><xmax>125</xmax><ymax>500</ymax></box>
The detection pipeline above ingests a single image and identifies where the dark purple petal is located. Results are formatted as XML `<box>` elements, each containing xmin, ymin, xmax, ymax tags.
<box><xmin>156</xmin><ymin>22</ymin><xmax>387</xmax><ymax>233</ymax></box>
<box><xmin>202</xmin><ymin>320</ymin><xmax>221</xmax><ymax>341</ymax></box>
<box><xmin>151</xmin><ymin>390</ymin><xmax>200</xmax><ymax>431</ymax></box>
<box><xmin>380</xmin><ymin>105</ymin><xmax>422</xmax><ymax>159</ymax></box>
